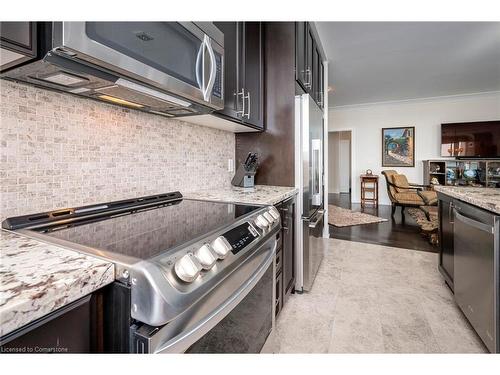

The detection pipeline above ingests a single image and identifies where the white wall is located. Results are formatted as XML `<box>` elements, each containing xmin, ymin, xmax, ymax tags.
<box><xmin>328</xmin><ymin>132</ymin><xmax>340</xmax><ymax>193</ymax></box>
<box><xmin>328</xmin><ymin>131</ymin><xmax>351</xmax><ymax>194</ymax></box>
<box><xmin>329</xmin><ymin>92</ymin><xmax>500</xmax><ymax>204</ymax></box>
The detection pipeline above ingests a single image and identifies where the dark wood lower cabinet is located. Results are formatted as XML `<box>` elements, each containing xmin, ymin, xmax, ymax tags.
<box><xmin>0</xmin><ymin>295</ymin><xmax>93</xmax><ymax>353</ymax></box>
<box><xmin>274</xmin><ymin>195</ymin><xmax>296</xmax><ymax>317</ymax></box>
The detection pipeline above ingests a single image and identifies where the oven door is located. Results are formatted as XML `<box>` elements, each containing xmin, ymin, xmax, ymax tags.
<box><xmin>55</xmin><ymin>22</ymin><xmax>224</xmax><ymax>110</ymax></box>
<box><xmin>131</xmin><ymin>238</ymin><xmax>276</xmax><ymax>353</ymax></box>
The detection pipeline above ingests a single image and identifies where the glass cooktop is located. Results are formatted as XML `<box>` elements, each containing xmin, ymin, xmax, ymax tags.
<box><xmin>36</xmin><ymin>199</ymin><xmax>260</xmax><ymax>260</ymax></box>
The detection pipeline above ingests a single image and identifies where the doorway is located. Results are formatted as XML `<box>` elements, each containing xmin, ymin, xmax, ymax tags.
<box><xmin>328</xmin><ymin>130</ymin><xmax>352</xmax><ymax>203</ymax></box>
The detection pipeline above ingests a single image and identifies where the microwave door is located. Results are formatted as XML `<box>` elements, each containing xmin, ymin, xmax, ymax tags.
<box><xmin>58</xmin><ymin>22</ymin><xmax>216</xmax><ymax>108</ymax></box>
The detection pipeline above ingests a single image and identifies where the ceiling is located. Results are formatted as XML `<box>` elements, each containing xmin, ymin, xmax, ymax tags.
<box><xmin>315</xmin><ymin>22</ymin><xmax>500</xmax><ymax>107</ymax></box>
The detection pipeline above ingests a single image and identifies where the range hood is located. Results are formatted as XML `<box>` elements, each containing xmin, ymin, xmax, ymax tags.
<box><xmin>1</xmin><ymin>22</ymin><xmax>224</xmax><ymax>117</ymax></box>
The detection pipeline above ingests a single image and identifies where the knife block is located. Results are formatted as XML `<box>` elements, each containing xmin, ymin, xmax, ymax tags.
<box><xmin>231</xmin><ymin>164</ymin><xmax>257</xmax><ymax>188</ymax></box>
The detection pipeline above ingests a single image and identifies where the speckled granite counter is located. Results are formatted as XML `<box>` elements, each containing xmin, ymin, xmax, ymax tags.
<box><xmin>434</xmin><ymin>186</ymin><xmax>500</xmax><ymax>214</ymax></box>
<box><xmin>184</xmin><ymin>185</ymin><xmax>298</xmax><ymax>206</ymax></box>
<box><xmin>0</xmin><ymin>230</ymin><xmax>114</xmax><ymax>337</ymax></box>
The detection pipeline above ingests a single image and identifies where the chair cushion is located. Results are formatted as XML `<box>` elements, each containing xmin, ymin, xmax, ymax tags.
<box><xmin>393</xmin><ymin>191</ymin><xmax>424</xmax><ymax>205</ymax></box>
<box><xmin>391</xmin><ymin>174</ymin><xmax>410</xmax><ymax>193</ymax></box>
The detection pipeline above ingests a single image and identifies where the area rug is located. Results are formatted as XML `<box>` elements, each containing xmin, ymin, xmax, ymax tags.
<box><xmin>328</xmin><ymin>205</ymin><xmax>388</xmax><ymax>227</ymax></box>
<box><xmin>408</xmin><ymin>207</ymin><xmax>439</xmax><ymax>245</ymax></box>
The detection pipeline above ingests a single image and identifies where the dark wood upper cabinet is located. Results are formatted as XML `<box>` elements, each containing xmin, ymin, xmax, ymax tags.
<box><xmin>306</xmin><ymin>26</ymin><xmax>314</xmax><ymax>93</ymax></box>
<box><xmin>295</xmin><ymin>22</ymin><xmax>307</xmax><ymax>89</ymax></box>
<box><xmin>0</xmin><ymin>22</ymin><xmax>37</xmax><ymax>72</ymax></box>
<box><xmin>242</xmin><ymin>22</ymin><xmax>264</xmax><ymax>129</ymax></box>
<box><xmin>312</xmin><ymin>44</ymin><xmax>318</xmax><ymax>103</ymax></box>
<box><xmin>295</xmin><ymin>22</ymin><xmax>325</xmax><ymax>108</ymax></box>
<box><xmin>318</xmin><ymin>59</ymin><xmax>324</xmax><ymax>109</ymax></box>
<box><xmin>315</xmin><ymin>47</ymin><xmax>325</xmax><ymax>108</ymax></box>
<box><xmin>213</xmin><ymin>22</ymin><xmax>241</xmax><ymax>120</ymax></box>
<box><xmin>214</xmin><ymin>22</ymin><xmax>265</xmax><ymax>130</ymax></box>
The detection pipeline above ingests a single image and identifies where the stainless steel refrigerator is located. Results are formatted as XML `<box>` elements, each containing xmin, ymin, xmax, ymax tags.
<box><xmin>295</xmin><ymin>93</ymin><xmax>326</xmax><ymax>292</ymax></box>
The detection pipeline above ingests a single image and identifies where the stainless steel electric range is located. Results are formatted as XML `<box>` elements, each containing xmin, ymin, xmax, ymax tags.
<box><xmin>2</xmin><ymin>192</ymin><xmax>281</xmax><ymax>353</ymax></box>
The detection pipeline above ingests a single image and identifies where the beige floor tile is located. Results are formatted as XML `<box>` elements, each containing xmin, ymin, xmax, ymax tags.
<box><xmin>273</xmin><ymin>238</ymin><xmax>488</xmax><ymax>354</ymax></box>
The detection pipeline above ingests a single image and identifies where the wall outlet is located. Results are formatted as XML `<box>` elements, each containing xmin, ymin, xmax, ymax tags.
<box><xmin>228</xmin><ymin>158</ymin><xmax>234</xmax><ymax>173</ymax></box>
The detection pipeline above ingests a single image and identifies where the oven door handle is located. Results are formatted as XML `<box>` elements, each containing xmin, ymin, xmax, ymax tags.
<box><xmin>153</xmin><ymin>241</ymin><xmax>276</xmax><ymax>353</ymax></box>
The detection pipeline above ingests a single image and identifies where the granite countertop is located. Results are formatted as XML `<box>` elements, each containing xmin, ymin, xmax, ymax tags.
<box><xmin>0</xmin><ymin>230</ymin><xmax>114</xmax><ymax>337</ymax></box>
<box><xmin>433</xmin><ymin>186</ymin><xmax>500</xmax><ymax>214</ymax></box>
<box><xmin>184</xmin><ymin>185</ymin><xmax>298</xmax><ymax>206</ymax></box>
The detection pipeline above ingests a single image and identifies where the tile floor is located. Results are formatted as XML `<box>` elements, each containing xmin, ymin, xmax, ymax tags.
<box><xmin>270</xmin><ymin>238</ymin><xmax>487</xmax><ymax>353</ymax></box>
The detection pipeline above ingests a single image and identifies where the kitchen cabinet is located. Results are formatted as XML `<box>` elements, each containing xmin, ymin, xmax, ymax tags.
<box><xmin>317</xmin><ymin>55</ymin><xmax>325</xmax><ymax>108</ymax></box>
<box><xmin>281</xmin><ymin>196</ymin><xmax>296</xmax><ymax>304</ymax></box>
<box><xmin>214</xmin><ymin>22</ymin><xmax>264</xmax><ymax>130</ymax></box>
<box><xmin>437</xmin><ymin>193</ymin><xmax>454</xmax><ymax>290</ymax></box>
<box><xmin>0</xmin><ymin>22</ymin><xmax>37</xmax><ymax>72</ymax></box>
<box><xmin>295</xmin><ymin>22</ymin><xmax>324</xmax><ymax>108</ymax></box>
<box><xmin>0</xmin><ymin>295</ymin><xmax>93</xmax><ymax>353</ymax></box>
<box><xmin>312</xmin><ymin>43</ymin><xmax>318</xmax><ymax>104</ymax></box>
<box><xmin>295</xmin><ymin>22</ymin><xmax>308</xmax><ymax>90</ymax></box>
<box><xmin>274</xmin><ymin>196</ymin><xmax>296</xmax><ymax>317</ymax></box>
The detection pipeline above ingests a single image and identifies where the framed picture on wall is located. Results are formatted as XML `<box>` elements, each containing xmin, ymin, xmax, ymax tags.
<box><xmin>382</xmin><ymin>126</ymin><xmax>415</xmax><ymax>167</ymax></box>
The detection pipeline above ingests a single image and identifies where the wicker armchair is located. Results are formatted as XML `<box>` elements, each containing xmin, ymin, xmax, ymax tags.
<box><xmin>381</xmin><ymin>170</ymin><xmax>438</xmax><ymax>220</ymax></box>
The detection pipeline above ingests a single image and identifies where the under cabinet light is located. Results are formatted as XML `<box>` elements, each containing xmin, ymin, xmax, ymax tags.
<box><xmin>97</xmin><ymin>94</ymin><xmax>144</xmax><ymax>109</ymax></box>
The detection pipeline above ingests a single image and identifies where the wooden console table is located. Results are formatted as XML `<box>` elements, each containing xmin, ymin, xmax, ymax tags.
<box><xmin>360</xmin><ymin>174</ymin><xmax>379</xmax><ymax>207</ymax></box>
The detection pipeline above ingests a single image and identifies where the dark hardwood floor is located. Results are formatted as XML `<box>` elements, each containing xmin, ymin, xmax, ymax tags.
<box><xmin>328</xmin><ymin>193</ymin><xmax>437</xmax><ymax>253</ymax></box>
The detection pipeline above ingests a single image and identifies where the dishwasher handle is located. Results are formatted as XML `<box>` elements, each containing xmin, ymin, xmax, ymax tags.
<box><xmin>454</xmin><ymin>209</ymin><xmax>494</xmax><ymax>234</ymax></box>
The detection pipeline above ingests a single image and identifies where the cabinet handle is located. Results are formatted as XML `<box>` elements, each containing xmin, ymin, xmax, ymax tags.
<box><xmin>305</xmin><ymin>68</ymin><xmax>312</xmax><ymax>89</ymax></box>
<box><xmin>244</xmin><ymin>90</ymin><xmax>251</xmax><ymax>119</ymax></box>
<box><xmin>449</xmin><ymin>202</ymin><xmax>454</xmax><ymax>224</ymax></box>
<box><xmin>236</xmin><ymin>89</ymin><xmax>245</xmax><ymax>117</ymax></box>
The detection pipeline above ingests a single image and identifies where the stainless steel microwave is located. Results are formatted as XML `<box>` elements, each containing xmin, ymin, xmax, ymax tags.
<box><xmin>1</xmin><ymin>22</ymin><xmax>224</xmax><ymax>117</ymax></box>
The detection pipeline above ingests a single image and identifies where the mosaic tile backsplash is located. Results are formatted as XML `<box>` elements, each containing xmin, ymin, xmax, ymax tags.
<box><xmin>0</xmin><ymin>80</ymin><xmax>235</xmax><ymax>221</ymax></box>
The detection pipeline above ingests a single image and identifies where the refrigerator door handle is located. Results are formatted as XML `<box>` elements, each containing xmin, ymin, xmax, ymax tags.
<box><xmin>303</xmin><ymin>209</ymin><xmax>325</xmax><ymax>228</ymax></box>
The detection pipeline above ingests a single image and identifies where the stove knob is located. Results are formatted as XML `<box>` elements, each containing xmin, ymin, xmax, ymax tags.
<box><xmin>174</xmin><ymin>253</ymin><xmax>202</xmax><ymax>282</ymax></box>
<box><xmin>268</xmin><ymin>206</ymin><xmax>280</xmax><ymax>220</ymax></box>
<box><xmin>255</xmin><ymin>214</ymin><xmax>270</xmax><ymax>230</ymax></box>
<box><xmin>263</xmin><ymin>212</ymin><xmax>275</xmax><ymax>224</ymax></box>
<box><xmin>211</xmin><ymin>236</ymin><xmax>232</xmax><ymax>259</ymax></box>
<box><xmin>194</xmin><ymin>244</ymin><xmax>217</xmax><ymax>270</ymax></box>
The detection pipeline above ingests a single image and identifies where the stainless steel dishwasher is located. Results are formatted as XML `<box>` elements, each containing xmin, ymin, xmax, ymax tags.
<box><xmin>453</xmin><ymin>200</ymin><xmax>500</xmax><ymax>353</ymax></box>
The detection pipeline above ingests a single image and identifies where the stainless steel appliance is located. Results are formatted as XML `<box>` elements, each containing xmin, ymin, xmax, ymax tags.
<box><xmin>453</xmin><ymin>200</ymin><xmax>500</xmax><ymax>353</ymax></box>
<box><xmin>2</xmin><ymin>193</ymin><xmax>281</xmax><ymax>353</ymax></box>
<box><xmin>294</xmin><ymin>93</ymin><xmax>325</xmax><ymax>292</ymax></box>
<box><xmin>1</xmin><ymin>22</ymin><xmax>224</xmax><ymax>117</ymax></box>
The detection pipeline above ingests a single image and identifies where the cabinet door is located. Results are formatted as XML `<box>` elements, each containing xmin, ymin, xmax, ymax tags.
<box><xmin>312</xmin><ymin>46</ymin><xmax>319</xmax><ymax>104</ymax></box>
<box><xmin>0</xmin><ymin>22</ymin><xmax>37</xmax><ymax>72</ymax></box>
<box><xmin>318</xmin><ymin>56</ymin><xmax>324</xmax><ymax>108</ymax></box>
<box><xmin>305</xmin><ymin>25</ymin><xmax>314</xmax><ymax>93</ymax></box>
<box><xmin>438</xmin><ymin>197</ymin><xmax>454</xmax><ymax>289</ymax></box>
<box><xmin>281</xmin><ymin>198</ymin><xmax>295</xmax><ymax>304</ymax></box>
<box><xmin>295</xmin><ymin>22</ymin><xmax>308</xmax><ymax>90</ymax></box>
<box><xmin>214</xmin><ymin>22</ymin><xmax>243</xmax><ymax>120</ymax></box>
<box><xmin>242</xmin><ymin>22</ymin><xmax>264</xmax><ymax>129</ymax></box>
<box><xmin>0</xmin><ymin>296</ymin><xmax>91</xmax><ymax>353</ymax></box>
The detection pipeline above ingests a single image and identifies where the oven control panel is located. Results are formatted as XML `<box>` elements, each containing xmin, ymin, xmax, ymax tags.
<box><xmin>223</xmin><ymin>222</ymin><xmax>259</xmax><ymax>255</ymax></box>
<box><xmin>169</xmin><ymin>206</ymin><xmax>280</xmax><ymax>284</ymax></box>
